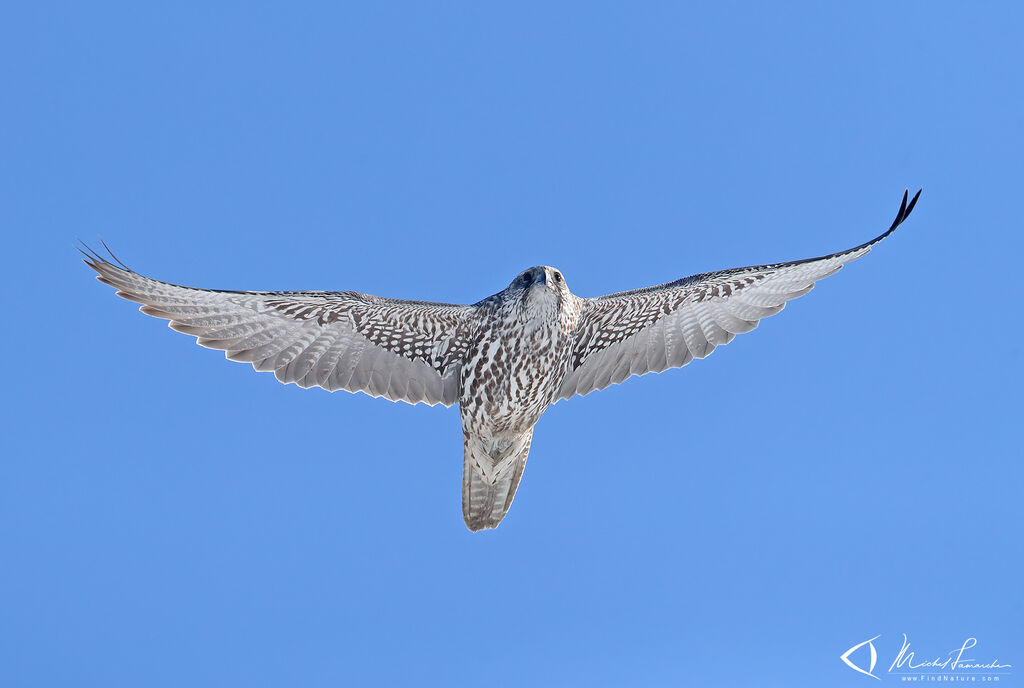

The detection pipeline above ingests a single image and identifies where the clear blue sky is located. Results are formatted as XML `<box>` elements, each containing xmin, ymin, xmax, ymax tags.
<box><xmin>2</xmin><ymin>3</ymin><xmax>1021</xmax><ymax>686</ymax></box>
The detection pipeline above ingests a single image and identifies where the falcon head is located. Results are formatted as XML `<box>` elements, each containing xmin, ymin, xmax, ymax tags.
<box><xmin>510</xmin><ymin>266</ymin><xmax>570</xmax><ymax>296</ymax></box>
<box><xmin>508</xmin><ymin>266</ymin><xmax>572</xmax><ymax>321</ymax></box>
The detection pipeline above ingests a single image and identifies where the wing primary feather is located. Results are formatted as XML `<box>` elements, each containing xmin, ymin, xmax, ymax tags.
<box><xmin>99</xmin><ymin>239</ymin><xmax>131</xmax><ymax>270</ymax></box>
<box><xmin>84</xmin><ymin>249</ymin><xmax>473</xmax><ymax>405</ymax></box>
<box><xmin>559</xmin><ymin>189</ymin><xmax>921</xmax><ymax>400</ymax></box>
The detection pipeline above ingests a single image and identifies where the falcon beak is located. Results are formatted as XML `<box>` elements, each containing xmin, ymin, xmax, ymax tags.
<box><xmin>538</xmin><ymin>271</ymin><xmax>559</xmax><ymax>295</ymax></box>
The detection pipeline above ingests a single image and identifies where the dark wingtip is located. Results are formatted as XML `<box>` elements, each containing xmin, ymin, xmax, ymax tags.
<box><xmin>889</xmin><ymin>189</ymin><xmax>909</xmax><ymax>232</ymax></box>
<box><xmin>78</xmin><ymin>239</ymin><xmax>132</xmax><ymax>272</ymax></box>
<box><xmin>77</xmin><ymin>241</ymin><xmax>104</xmax><ymax>267</ymax></box>
<box><xmin>99</xmin><ymin>239</ymin><xmax>130</xmax><ymax>270</ymax></box>
<box><xmin>887</xmin><ymin>188</ymin><xmax>922</xmax><ymax>233</ymax></box>
<box><xmin>905</xmin><ymin>188</ymin><xmax>922</xmax><ymax>218</ymax></box>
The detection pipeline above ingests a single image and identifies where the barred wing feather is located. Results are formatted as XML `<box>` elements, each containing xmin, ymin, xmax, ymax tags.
<box><xmin>558</xmin><ymin>189</ymin><xmax>921</xmax><ymax>400</ymax></box>
<box><xmin>84</xmin><ymin>251</ymin><xmax>477</xmax><ymax>406</ymax></box>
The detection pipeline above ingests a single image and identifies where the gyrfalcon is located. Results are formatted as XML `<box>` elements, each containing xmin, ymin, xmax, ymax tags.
<box><xmin>84</xmin><ymin>189</ymin><xmax>921</xmax><ymax>531</ymax></box>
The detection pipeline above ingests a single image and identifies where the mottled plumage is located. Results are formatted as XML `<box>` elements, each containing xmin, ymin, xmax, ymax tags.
<box><xmin>84</xmin><ymin>189</ymin><xmax>921</xmax><ymax>531</ymax></box>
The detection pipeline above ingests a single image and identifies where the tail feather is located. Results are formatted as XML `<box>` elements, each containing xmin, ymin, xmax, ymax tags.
<box><xmin>462</xmin><ymin>430</ymin><xmax>533</xmax><ymax>531</ymax></box>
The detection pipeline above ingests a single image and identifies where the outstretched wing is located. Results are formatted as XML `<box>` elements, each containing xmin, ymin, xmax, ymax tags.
<box><xmin>558</xmin><ymin>189</ymin><xmax>921</xmax><ymax>400</ymax></box>
<box><xmin>84</xmin><ymin>250</ymin><xmax>478</xmax><ymax>406</ymax></box>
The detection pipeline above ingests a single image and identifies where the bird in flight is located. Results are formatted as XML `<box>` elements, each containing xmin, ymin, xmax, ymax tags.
<box><xmin>84</xmin><ymin>189</ymin><xmax>921</xmax><ymax>531</ymax></box>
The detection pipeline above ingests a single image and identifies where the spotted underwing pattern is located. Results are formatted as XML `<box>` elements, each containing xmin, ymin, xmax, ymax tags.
<box><xmin>261</xmin><ymin>293</ymin><xmax>472</xmax><ymax>376</ymax></box>
<box><xmin>83</xmin><ymin>189</ymin><xmax>920</xmax><ymax>531</ymax></box>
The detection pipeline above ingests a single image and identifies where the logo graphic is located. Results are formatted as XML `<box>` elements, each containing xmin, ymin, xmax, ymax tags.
<box><xmin>841</xmin><ymin>635</ymin><xmax>881</xmax><ymax>680</ymax></box>
<box><xmin>841</xmin><ymin>634</ymin><xmax>1011</xmax><ymax>680</ymax></box>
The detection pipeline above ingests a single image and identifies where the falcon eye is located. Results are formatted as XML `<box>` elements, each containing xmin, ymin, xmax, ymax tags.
<box><xmin>554</xmin><ymin>272</ymin><xmax>562</xmax><ymax>283</ymax></box>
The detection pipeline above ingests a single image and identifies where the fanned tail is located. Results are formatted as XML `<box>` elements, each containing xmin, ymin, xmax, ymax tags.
<box><xmin>462</xmin><ymin>430</ymin><xmax>534</xmax><ymax>531</ymax></box>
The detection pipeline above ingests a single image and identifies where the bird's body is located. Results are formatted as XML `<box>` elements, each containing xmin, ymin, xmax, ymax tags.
<box><xmin>461</xmin><ymin>268</ymin><xmax>580</xmax><ymax>434</ymax></box>
<box><xmin>84</xmin><ymin>190</ymin><xmax>921</xmax><ymax>531</ymax></box>
<box><xmin>458</xmin><ymin>267</ymin><xmax>582</xmax><ymax>528</ymax></box>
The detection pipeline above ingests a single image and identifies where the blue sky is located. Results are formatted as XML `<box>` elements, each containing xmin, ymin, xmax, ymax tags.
<box><xmin>2</xmin><ymin>3</ymin><xmax>1021</xmax><ymax>686</ymax></box>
